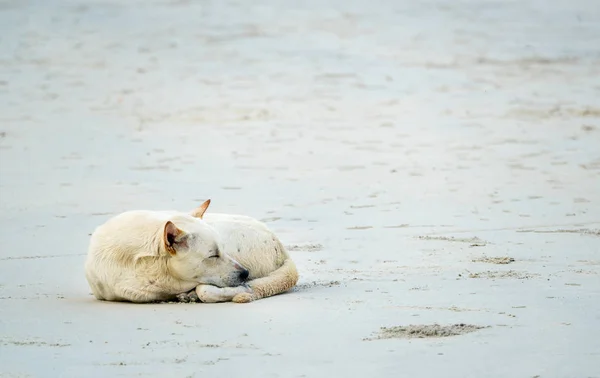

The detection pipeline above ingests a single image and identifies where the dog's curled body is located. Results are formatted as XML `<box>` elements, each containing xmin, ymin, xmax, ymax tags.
<box><xmin>200</xmin><ymin>213</ymin><xmax>298</xmax><ymax>303</ymax></box>
<box><xmin>85</xmin><ymin>201</ymin><xmax>298</xmax><ymax>304</ymax></box>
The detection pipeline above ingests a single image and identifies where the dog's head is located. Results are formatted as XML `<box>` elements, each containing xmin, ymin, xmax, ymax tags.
<box><xmin>155</xmin><ymin>200</ymin><xmax>250</xmax><ymax>287</ymax></box>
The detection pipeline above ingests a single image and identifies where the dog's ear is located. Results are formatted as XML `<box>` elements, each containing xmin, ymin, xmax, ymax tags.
<box><xmin>190</xmin><ymin>199</ymin><xmax>211</xmax><ymax>219</ymax></box>
<box><xmin>163</xmin><ymin>221</ymin><xmax>187</xmax><ymax>256</ymax></box>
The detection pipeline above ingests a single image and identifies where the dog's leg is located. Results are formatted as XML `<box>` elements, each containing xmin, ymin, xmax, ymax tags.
<box><xmin>114</xmin><ymin>286</ymin><xmax>162</xmax><ymax>303</ymax></box>
<box><xmin>232</xmin><ymin>258</ymin><xmax>299</xmax><ymax>303</ymax></box>
<box><xmin>195</xmin><ymin>284</ymin><xmax>251</xmax><ymax>303</ymax></box>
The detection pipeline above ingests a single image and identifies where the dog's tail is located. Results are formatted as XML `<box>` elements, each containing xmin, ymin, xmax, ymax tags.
<box><xmin>233</xmin><ymin>257</ymin><xmax>299</xmax><ymax>303</ymax></box>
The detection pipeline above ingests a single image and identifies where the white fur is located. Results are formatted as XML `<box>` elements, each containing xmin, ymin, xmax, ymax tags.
<box><xmin>84</xmin><ymin>202</ymin><xmax>299</xmax><ymax>304</ymax></box>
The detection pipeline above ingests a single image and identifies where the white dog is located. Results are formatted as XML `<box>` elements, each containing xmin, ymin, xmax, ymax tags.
<box><xmin>84</xmin><ymin>200</ymin><xmax>298</xmax><ymax>303</ymax></box>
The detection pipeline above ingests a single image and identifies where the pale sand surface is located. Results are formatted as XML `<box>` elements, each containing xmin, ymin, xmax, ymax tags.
<box><xmin>0</xmin><ymin>0</ymin><xmax>599</xmax><ymax>377</ymax></box>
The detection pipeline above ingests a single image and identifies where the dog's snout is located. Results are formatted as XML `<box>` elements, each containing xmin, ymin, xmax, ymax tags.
<box><xmin>238</xmin><ymin>269</ymin><xmax>249</xmax><ymax>281</ymax></box>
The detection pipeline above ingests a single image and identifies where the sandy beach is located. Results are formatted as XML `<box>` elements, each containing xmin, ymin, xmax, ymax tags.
<box><xmin>1</xmin><ymin>0</ymin><xmax>599</xmax><ymax>377</ymax></box>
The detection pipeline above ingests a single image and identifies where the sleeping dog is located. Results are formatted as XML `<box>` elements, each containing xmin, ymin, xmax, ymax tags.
<box><xmin>85</xmin><ymin>200</ymin><xmax>298</xmax><ymax>303</ymax></box>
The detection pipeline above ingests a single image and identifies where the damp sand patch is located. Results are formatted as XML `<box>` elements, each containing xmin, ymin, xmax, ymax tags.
<box><xmin>472</xmin><ymin>256</ymin><xmax>515</xmax><ymax>264</ymax></box>
<box><xmin>364</xmin><ymin>324</ymin><xmax>489</xmax><ymax>340</ymax></box>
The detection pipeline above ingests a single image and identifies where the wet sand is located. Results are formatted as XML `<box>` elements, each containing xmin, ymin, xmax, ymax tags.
<box><xmin>1</xmin><ymin>0</ymin><xmax>599</xmax><ymax>377</ymax></box>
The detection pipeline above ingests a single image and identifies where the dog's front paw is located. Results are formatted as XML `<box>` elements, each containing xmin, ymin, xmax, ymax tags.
<box><xmin>176</xmin><ymin>290</ymin><xmax>200</xmax><ymax>303</ymax></box>
<box><xmin>232</xmin><ymin>292</ymin><xmax>255</xmax><ymax>303</ymax></box>
<box><xmin>195</xmin><ymin>285</ymin><xmax>220</xmax><ymax>303</ymax></box>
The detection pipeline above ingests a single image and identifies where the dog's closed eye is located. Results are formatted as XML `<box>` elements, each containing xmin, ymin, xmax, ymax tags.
<box><xmin>208</xmin><ymin>248</ymin><xmax>220</xmax><ymax>259</ymax></box>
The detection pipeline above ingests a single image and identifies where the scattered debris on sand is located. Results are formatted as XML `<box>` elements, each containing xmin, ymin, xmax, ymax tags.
<box><xmin>1</xmin><ymin>338</ymin><xmax>71</xmax><ymax>347</ymax></box>
<box><xmin>286</xmin><ymin>243</ymin><xmax>323</xmax><ymax>252</ymax></box>
<box><xmin>472</xmin><ymin>256</ymin><xmax>515</xmax><ymax>264</ymax></box>
<box><xmin>468</xmin><ymin>270</ymin><xmax>538</xmax><ymax>279</ymax></box>
<box><xmin>417</xmin><ymin>235</ymin><xmax>487</xmax><ymax>246</ymax></box>
<box><xmin>364</xmin><ymin>324</ymin><xmax>489</xmax><ymax>340</ymax></box>
<box><xmin>292</xmin><ymin>280</ymin><xmax>341</xmax><ymax>291</ymax></box>
<box><xmin>517</xmin><ymin>228</ymin><xmax>599</xmax><ymax>236</ymax></box>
